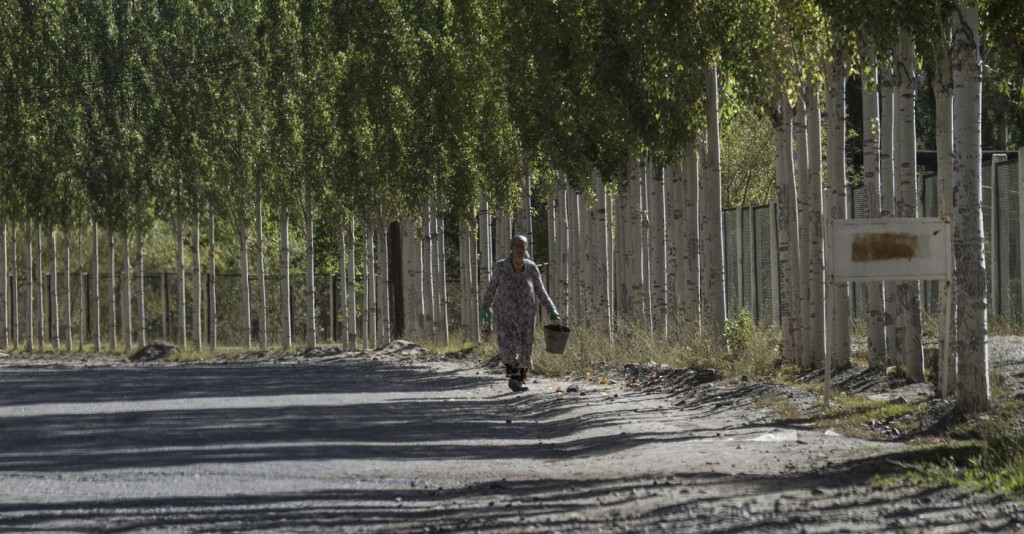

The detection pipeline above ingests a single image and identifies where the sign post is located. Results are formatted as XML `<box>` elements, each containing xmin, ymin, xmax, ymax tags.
<box><xmin>826</xmin><ymin>217</ymin><xmax>953</xmax><ymax>406</ymax></box>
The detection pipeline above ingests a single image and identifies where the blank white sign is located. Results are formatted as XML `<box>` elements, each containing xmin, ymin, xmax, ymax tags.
<box><xmin>828</xmin><ymin>218</ymin><xmax>951</xmax><ymax>282</ymax></box>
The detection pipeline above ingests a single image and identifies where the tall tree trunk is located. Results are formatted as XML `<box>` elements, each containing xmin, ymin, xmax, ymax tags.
<box><xmin>48</xmin><ymin>231</ymin><xmax>58</xmax><ymax>349</ymax></box>
<box><xmin>951</xmin><ymin>2</ymin><xmax>989</xmax><ymax>412</ymax></box>
<box><xmin>376</xmin><ymin>217</ymin><xmax>390</xmax><ymax>345</ymax></box>
<box><xmin>209</xmin><ymin>211</ymin><xmax>217</xmax><ymax>350</ymax></box>
<box><xmin>279</xmin><ymin>206</ymin><xmax>291</xmax><ymax>350</ymax></box>
<box><xmin>896</xmin><ymin>31</ymin><xmax>925</xmax><ymax>381</ymax></box>
<box><xmin>256</xmin><ymin>196</ymin><xmax>268</xmax><ymax>350</ymax></box>
<box><xmin>122</xmin><ymin>231</ymin><xmax>131</xmax><ymax>351</ymax></box>
<box><xmin>26</xmin><ymin>221</ymin><xmax>34</xmax><ymax>352</ymax></box>
<box><xmin>806</xmin><ymin>89</ymin><xmax>826</xmax><ymax>369</ymax></box>
<box><xmin>346</xmin><ymin>218</ymin><xmax>356</xmax><ymax>349</ymax></box>
<box><xmin>479</xmin><ymin>196</ymin><xmax>493</xmax><ymax>331</ymax></box>
<box><xmin>78</xmin><ymin>229</ymin><xmax>84</xmax><ymax>351</ymax></box>
<box><xmin>860</xmin><ymin>40</ymin><xmax>887</xmax><ymax>368</ymax></box>
<box><xmin>683</xmin><ymin>147</ymin><xmax>701</xmax><ymax>327</ymax></box>
<box><xmin>880</xmin><ymin>60</ymin><xmax>901</xmax><ymax>366</ymax></box>
<box><xmin>64</xmin><ymin>230</ymin><xmax>73</xmax><ymax>351</ymax></box>
<box><xmin>703</xmin><ymin>66</ymin><xmax>726</xmax><ymax>338</ymax></box>
<box><xmin>192</xmin><ymin>215</ymin><xmax>202</xmax><ymax>351</ymax></box>
<box><xmin>592</xmin><ymin>173</ymin><xmax>612</xmax><ymax>336</ymax></box>
<box><xmin>175</xmin><ymin>218</ymin><xmax>187</xmax><ymax>349</ymax></box>
<box><xmin>794</xmin><ymin>97</ymin><xmax>812</xmax><ymax>368</ymax></box>
<box><xmin>624</xmin><ymin>157</ymin><xmax>645</xmax><ymax>320</ymax></box>
<box><xmin>933</xmin><ymin>30</ymin><xmax>956</xmax><ymax>397</ymax></box>
<box><xmin>435</xmin><ymin>209</ymin><xmax>449</xmax><ymax>345</ymax></box>
<box><xmin>11</xmin><ymin>224</ymin><xmax>18</xmax><ymax>349</ymax></box>
<box><xmin>109</xmin><ymin>231</ymin><xmax>117</xmax><ymax>350</ymax></box>
<box><xmin>93</xmin><ymin>221</ymin><xmax>101</xmax><ymax>351</ymax></box>
<box><xmin>649</xmin><ymin>167</ymin><xmax>668</xmax><ymax>336</ymax></box>
<box><xmin>0</xmin><ymin>221</ymin><xmax>6</xmax><ymax>349</ymax></box>
<box><xmin>421</xmin><ymin>211</ymin><xmax>434</xmax><ymax>341</ymax></box>
<box><xmin>825</xmin><ymin>50</ymin><xmax>852</xmax><ymax>368</ymax></box>
<box><xmin>666</xmin><ymin>163</ymin><xmax>681</xmax><ymax>327</ymax></box>
<box><xmin>364</xmin><ymin>223</ymin><xmax>376</xmax><ymax>348</ymax></box>
<box><xmin>773</xmin><ymin>100</ymin><xmax>800</xmax><ymax>363</ymax></box>
<box><xmin>568</xmin><ymin>190</ymin><xmax>582</xmax><ymax>322</ymax></box>
<box><xmin>238</xmin><ymin>223</ymin><xmax>252</xmax><ymax>349</ymax></box>
<box><xmin>135</xmin><ymin>221</ymin><xmax>145</xmax><ymax>348</ymax></box>
<box><xmin>303</xmin><ymin>190</ymin><xmax>315</xmax><ymax>348</ymax></box>
<box><xmin>38</xmin><ymin>227</ymin><xmax>45</xmax><ymax>348</ymax></box>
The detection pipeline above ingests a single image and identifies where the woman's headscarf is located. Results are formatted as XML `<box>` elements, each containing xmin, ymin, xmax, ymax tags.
<box><xmin>510</xmin><ymin>234</ymin><xmax>532</xmax><ymax>260</ymax></box>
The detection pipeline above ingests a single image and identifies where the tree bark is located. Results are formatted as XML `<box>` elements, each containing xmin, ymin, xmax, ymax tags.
<box><xmin>175</xmin><ymin>218</ymin><xmax>187</xmax><ymax>349</ymax></box>
<box><xmin>794</xmin><ymin>96</ymin><xmax>812</xmax><ymax>368</ymax></box>
<box><xmin>860</xmin><ymin>40</ymin><xmax>887</xmax><ymax>368</ymax></box>
<box><xmin>135</xmin><ymin>220</ymin><xmax>145</xmax><ymax>348</ymax></box>
<box><xmin>64</xmin><ymin>230</ymin><xmax>73</xmax><ymax>351</ymax></box>
<box><xmin>122</xmin><ymin>231</ymin><xmax>131</xmax><ymax>351</ymax></box>
<box><xmin>933</xmin><ymin>30</ymin><xmax>956</xmax><ymax>397</ymax></box>
<box><xmin>209</xmin><ymin>211</ymin><xmax>217</xmax><ymax>350</ymax></box>
<box><xmin>256</xmin><ymin>196</ymin><xmax>268</xmax><ymax>350</ymax></box>
<box><xmin>421</xmin><ymin>210</ymin><xmax>434</xmax><ymax>341</ymax></box>
<box><xmin>825</xmin><ymin>50</ymin><xmax>852</xmax><ymax>369</ymax></box>
<box><xmin>951</xmin><ymin>2</ymin><xmax>989</xmax><ymax>412</ymax></box>
<box><xmin>191</xmin><ymin>215</ymin><xmax>202</xmax><ymax>351</ymax></box>
<box><xmin>0</xmin><ymin>221</ymin><xmax>6</xmax><ymax>350</ymax></box>
<box><xmin>896</xmin><ymin>31</ymin><xmax>925</xmax><ymax>381</ymax></box>
<box><xmin>683</xmin><ymin>147</ymin><xmax>701</xmax><ymax>327</ymax></box>
<box><xmin>435</xmin><ymin>209</ymin><xmax>449</xmax><ymax>345</ymax></box>
<box><xmin>592</xmin><ymin>173</ymin><xmax>612</xmax><ymax>336</ymax></box>
<box><xmin>279</xmin><ymin>206</ymin><xmax>291</xmax><ymax>350</ymax></box>
<box><xmin>703</xmin><ymin>67</ymin><xmax>726</xmax><ymax>338</ymax></box>
<box><xmin>806</xmin><ymin>89</ymin><xmax>826</xmax><ymax>370</ymax></box>
<box><xmin>26</xmin><ymin>221</ymin><xmax>34</xmax><ymax>352</ymax></box>
<box><xmin>773</xmin><ymin>100</ymin><xmax>800</xmax><ymax>363</ymax></box>
<box><xmin>238</xmin><ymin>223</ymin><xmax>252</xmax><ymax>349</ymax></box>
<box><xmin>346</xmin><ymin>218</ymin><xmax>356</xmax><ymax>349</ymax></box>
<box><xmin>93</xmin><ymin>221</ymin><xmax>101</xmax><ymax>351</ymax></box>
<box><xmin>303</xmin><ymin>190</ymin><xmax>315</xmax><ymax>348</ymax></box>
<box><xmin>108</xmin><ymin>231</ymin><xmax>117</xmax><ymax>350</ymax></box>
<box><xmin>649</xmin><ymin>167</ymin><xmax>668</xmax><ymax>336</ymax></box>
<box><xmin>880</xmin><ymin>60</ymin><xmax>901</xmax><ymax>366</ymax></box>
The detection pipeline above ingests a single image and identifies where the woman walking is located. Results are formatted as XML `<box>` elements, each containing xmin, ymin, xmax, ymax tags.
<box><xmin>480</xmin><ymin>235</ymin><xmax>560</xmax><ymax>392</ymax></box>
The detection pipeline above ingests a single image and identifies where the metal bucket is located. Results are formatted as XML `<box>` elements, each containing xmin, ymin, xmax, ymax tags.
<box><xmin>543</xmin><ymin>324</ymin><xmax>571</xmax><ymax>354</ymax></box>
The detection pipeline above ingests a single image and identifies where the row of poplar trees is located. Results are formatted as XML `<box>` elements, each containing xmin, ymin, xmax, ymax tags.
<box><xmin>2</xmin><ymin>0</ymin><xmax>1021</xmax><ymax>412</ymax></box>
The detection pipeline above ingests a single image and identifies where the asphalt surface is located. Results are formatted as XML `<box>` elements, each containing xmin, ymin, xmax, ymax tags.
<box><xmin>1</xmin><ymin>351</ymin><xmax>1022</xmax><ymax>533</ymax></box>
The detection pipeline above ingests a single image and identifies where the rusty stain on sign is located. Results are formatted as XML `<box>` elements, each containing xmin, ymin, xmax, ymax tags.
<box><xmin>851</xmin><ymin>232</ymin><xmax>918</xmax><ymax>262</ymax></box>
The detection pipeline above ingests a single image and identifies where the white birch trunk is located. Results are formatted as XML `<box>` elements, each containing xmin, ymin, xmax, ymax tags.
<box><xmin>400</xmin><ymin>218</ymin><xmax>420</xmax><ymax>339</ymax></box>
<box><xmin>592</xmin><ymin>173</ymin><xmax>612</xmax><ymax>335</ymax></box>
<box><xmin>569</xmin><ymin>190</ymin><xmax>583</xmax><ymax>323</ymax></box>
<box><xmin>774</xmin><ymin>101</ymin><xmax>800</xmax><ymax>363</ymax></box>
<box><xmin>122</xmin><ymin>231</ymin><xmax>130</xmax><ymax>350</ymax></box>
<box><xmin>94</xmin><ymin>221</ymin><xmax>102</xmax><ymax>351</ymax></box>
<box><xmin>665</xmin><ymin>163</ymin><xmax>681</xmax><ymax>326</ymax></box>
<box><xmin>432</xmin><ymin>211</ymin><xmax>443</xmax><ymax>339</ymax></box>
<box><xmin>860</xmin><ymin>41</ymin><xmax>887</xmax><ymax>367</ymax></box>
<box><xmin>135</xmin><ymin>221</ymin><xmax>145</xmax><ymax>348</ymax></box>
<box><xmin>279</xmin><ymin>206</ymin><xmax>291</xmax><ymax>350</ymax></box>
<box><xmin>896</xmin><ymin>31</ymin><xmax>925</xmax><ymax>381</ymax></box>
<box><xmin>338</xmin><ymin>220</ymin><xmax>349</xmax><ymax>346</ymax></box>
<box><xmin>37</xmin><ymin>228</ymin><xmax>45</xmax><ymax>347</ymax></box>
<box><xmin>209</xmin><ymin>212</ymin><xmax>217</xmax><ymax>350</ymax></box>
<box><xmin>649</xmin><ymin>167</ymin><xmax>668</xmax><ymax>336</ymax></box>
<box><xmin>794</xmin><ymin>97</ymin><xmax>812</xmax><ymax>367</ymax></box>
<box><xmin>364</xmin><ymin>223</ymin><xmax>375</xmax><ymax>348</ymax></box>
<box><xmin>825</xmin><ymin>51</ymin><xmax>852</xmax><ymax>369</ymax></box>
<box><xmin>346</xmin><ymin>219</ymin><xmax>357</xmax><ymax>349</ymax></box>
<box><xmin>479</xmin><ymin>196</ymin><xmax>493</xmax><ymax>331</ymax></box>
<box><xmin>703</xmin><ymin>67</ymin><xmax>726</xmax><ymax>336</ymax></box>
<box><xmin>78</xmin><ymin>229</ymin><xmax>84</xmax><ymax>351</ymax></box>
<box><xmin>256</xmin><ymin>198</ymin><xmax>268</xmax><ymax>350</ymax></box>
<box><xmin>0</xmin><ymin>221</ymin><xmax>6</xmax><ymax>349</ymax></box>
<box><xmin>559</xmin><ymin>186</ymin><xmax>572</xmax><ymax>318</ymax></box>
<box><xmin>683</xmin><ymin>147</ymin><xmax>701</xmax><ymax>326</ymax></box>
<box><xmin>377</xmin><ymin>219</ymin><xmax>389</xmax><ymax>345</ymax></box>
<box><xmin>806</xmin><ymin>90</ymin><xmax>826</xmax><ymax>369</ymax></box>
<box><xmin>951</xmin><ymin>2</ymin><xmax>989</xmax><ymax>412</ymax></box>
<box><xmin>421</xmin><ymin>210</ymin><xmax>434</xmax><ymax>340</ymax></box>
<box><xmin>625</xmin><ymin>157</ymin><xmax>645</xmax><ymax>319</ymax></box>
<box><xmin>435</xmin><ymin>211</ymin><xmax>449</xmax><ymax>345</ymax></box>
<box><xmin>10</xmin><ymin>225</ymin><xmax>17</xmax><ymax>349</ymax></box>
<box><xmin>175</xmin><ymin>218</ymin><xmax>186</xmax><ymax>349</ymax></box>
<box><xmin>108</xmin><ymin>230</ymin><xmax>117</xmax><ymax>350</ymax></box>
<box><xmin>238</xmin><ymin>223</ymin><xmax>252</xmax><ymax>349</ymax></box>
<box><xmin>26</xmin><ymin>222</ymin><xmax>34</xmax><ymax>352</ymax></box>
<box><xmin>64</xmin><ymin>230</ymin><xmax>73</xmax><ymax>351</ymax></box>
<box><xmin>640</xmin><ymin>162</ymin><xmax>652</xmax><ymax>327</ymax></box>
<box><xmin>933</xmin><ymin>32</ymin><xmax>956</xmax><ymax>396</ymax></box>
<box><xmin>304</xmin><ymin>190</ymin><xmax>316</xmax><ymax>348</ymax></box>
<box><xmin>880</xmin><ymin>60</ymin><xmax>901</xmax><ymax>365</ymax></box>
<box><xmin>190</xmin><ymin>216</ymin><xmax>201</xmax><ymax>350</ymax></box>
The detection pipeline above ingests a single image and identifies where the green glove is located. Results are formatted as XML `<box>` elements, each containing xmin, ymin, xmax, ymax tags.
<box><xmin>548</xmin><ymin>308</ymin><xmax>561</xmax><ymax>322</ymax></box>
<box><xmin>479</xmin><ymin>307</ymin><xmax>491</xmax><ymax>327</ymax></box>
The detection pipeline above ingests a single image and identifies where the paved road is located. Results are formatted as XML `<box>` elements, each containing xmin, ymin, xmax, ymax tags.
<box><xmin>1</xmin><ymin>353</ymin><xmax>1021</xmax><ymax>532</ymax></box>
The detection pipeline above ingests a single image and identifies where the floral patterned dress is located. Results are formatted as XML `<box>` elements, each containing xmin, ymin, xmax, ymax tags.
<box><xmin>481</xmin><ymin>256</ymin><xmax>555</xmax><ymax>370</ymax></box>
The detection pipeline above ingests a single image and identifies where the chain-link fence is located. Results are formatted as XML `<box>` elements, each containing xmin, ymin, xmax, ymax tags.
<box><xmin>723</xmin><ymin>156</ymin><xmax>1022</xmax><ymax>326</ymax></box>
